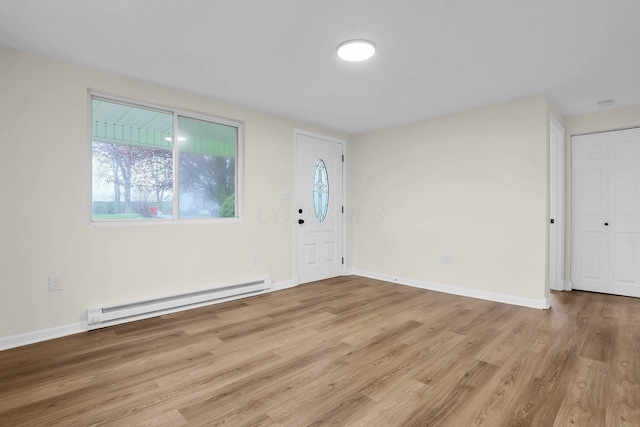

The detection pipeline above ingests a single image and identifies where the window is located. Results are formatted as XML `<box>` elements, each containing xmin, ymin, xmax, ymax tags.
<box><xmin>313</xmin><ymin>159</ymin><xmax>329</xmax><ymax>223</ymax></box>
<box><xmin>91</xmin><ymin>95</ymin><xmax>239</xmax><ymax>222</ymax></box>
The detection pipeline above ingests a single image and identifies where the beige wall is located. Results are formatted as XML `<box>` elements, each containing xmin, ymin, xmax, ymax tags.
<box><xmin>563</xmin><ymin>105</ymin><xmax>640</xmax><ymax>282</ymax></box>
<box><xmin>0</xmin><ymin>45</ymin><xmax>346</xmax><ymax>338</ymax></box>
<box><xmin>6</xmin><ymin>41</ymin><xmax>613</xmax><ymax>341</ymax></box>
<box><xmin>348</xmin><ymin>95</ymin><xmax>550</xmax><ymax>302</ymax></box>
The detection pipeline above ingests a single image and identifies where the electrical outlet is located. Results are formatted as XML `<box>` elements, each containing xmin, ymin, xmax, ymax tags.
<box><xmin>440</xmin><ymin>253</ymin><xmax>453</xmax><ymax>264</ymax></box>
<box><xmin>48</xmin><ymin>275</ymin><xmax>62</xmax><ymax>291</ymax></box>
<box><xmin>250</xmin><ymin>254</ymin><xmax>259</xmax><ymax>265</ymax></box>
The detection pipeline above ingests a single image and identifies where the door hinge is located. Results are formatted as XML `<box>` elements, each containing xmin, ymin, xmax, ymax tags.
<box><xmin>342</xmin><ymin>154</ymin><xmax>344</xmax><ymax>162</ymax></box>
<box><xmin>342</xmin><ymin>257</ymin><xmax>344</xmax><ymax>265</ymax></box>
<box><xmin>550</xmin><ymin>219</ymin><xmax>555</xmax><ymax>224</ymax></box>
<box><xmin>342</xmin><ymin>206</ymin><xmax>344</xmax><ymax>213</ymax></box>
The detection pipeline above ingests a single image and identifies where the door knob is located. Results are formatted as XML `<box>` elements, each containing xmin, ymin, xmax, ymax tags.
<box><xmin>298</xmin><ymin>219</ymin><xmax>305</xmax><ymax>224</ymax></box>
<box><xmin>604</xmin><ymin>222</ymin><xmax>609</xmax><ymax>226</ymax></box>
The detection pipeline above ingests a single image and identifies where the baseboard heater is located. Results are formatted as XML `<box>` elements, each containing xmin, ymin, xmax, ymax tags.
<box><xmin>87</xmin><ymin>278</ymin><xmax>272</xmax><ymax>330</ymax></box>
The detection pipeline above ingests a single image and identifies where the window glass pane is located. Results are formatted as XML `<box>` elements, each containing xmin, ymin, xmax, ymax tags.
<box><xmin>178</xmin><ymin>116</ymin><xmax>237</xmax><ymax>218</ymax></box>
<box><xmin>92</xmin><ymin>99</ymin><xmax>174</xmax><ymax>221</ymax></box>
<box><xmin>313</xmin><ymin>159</ymin><xmax>329</xmax><ymax>223</ymax></box>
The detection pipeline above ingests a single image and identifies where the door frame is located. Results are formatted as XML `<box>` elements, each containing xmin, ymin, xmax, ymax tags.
<box><xmin>292</xmin><ymin>128</ymin><xmax>347</xmax><ymax>286</ymax></box>
<box><xmin>549</xmin><ymin>114</ymin><xmax>566</xmax><ymax>292</ymax></box>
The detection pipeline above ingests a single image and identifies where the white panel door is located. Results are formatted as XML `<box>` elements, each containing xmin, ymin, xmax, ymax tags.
<box><xmin>294</xmin><ymin>131</ymin><xmax>344</xmax><ymax>284</ymax></box>
<box><xmin>572</xmin><ymin>128</ymin><xmax>640</xmax><ymax>297</ymax></box>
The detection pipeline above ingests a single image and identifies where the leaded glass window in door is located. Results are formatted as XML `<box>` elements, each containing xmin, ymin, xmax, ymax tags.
<box><xmin>313</xmin><ymin>159</ymin><xmax>329</xmax><ymax>222</ymax></box>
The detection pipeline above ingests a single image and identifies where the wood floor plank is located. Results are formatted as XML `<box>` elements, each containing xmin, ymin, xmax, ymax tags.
<box><xmin>264</xmin><ymin>342</ymin><xmax>413</xmax><ymax>424</ymax></box>
<box><xmin>452</xmin><ymin>348</ymin><xmax>543</xmax><ymax>425</ymax></box>
<box><xmin>411</xmin><ymin>326</ymin><xmax>502</xmax><ymax>386</ymax></box>
<box><xmin>403</xmin><ymin>360</ymin><xmax>500</xmax><ymax>426</ymax></box>
<box><xmin>358</xmin><ymin>330</ymin><xmax>467</xmax><ymax>402</ymax></box>
<box><xmin>580</xmin><ymin>315</ymin><xmax>617</xmax><ymax>363</ymax></box>
<box><xmin>101</xmin><ymin>408</ymin><xmax>188</xmax><ymax>427</ymax></box>
<box><xmin>177</xmin><ymin>341</ymin><xmax>353</xmax><ymax>423</ymax></box>
<box><xmin>0</xmin><ymin>333</ymin><xmax>224</xmax><ymax>413</ymax></box>
<box><xmin>509</xmin><ymin>346</ymin><xmax>581</xmax><ymax>425</ymax></box>
<box><xmin>2</xmin><ymin>278</ymin><xmax>640</xmax><ymax>426</ymax></box>
<box><xmin>352</xmin><ymin>379</ymin><xmax>431</xmax><ymax>426</ymax></box>
<box><xmin>553</xmin><ymin>356</ymin><xmax>610</xmax><ymax>427</ymax></box>
<box><xmin>608</xmin><ymin>308</ymin><xmax>640</xmax><ymax>426</ymax></box>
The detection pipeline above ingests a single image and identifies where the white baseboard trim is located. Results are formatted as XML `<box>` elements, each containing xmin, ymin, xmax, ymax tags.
<box><xmin>271</xmin><ymin>280</ymin><xmax>296</xmax><ymax>292</ymax></box>
<box><xmin>563</xmin><ymin>280</ymin><xmax>572</xmax><ymax>291</ymax></box>
<box><xmin>0</xmin><ymin>322</ymin><xmax>88</xmax><ymax>352</ymax></box>
<box><xmin>349</xmin><ymin>269</ymin><xmax>548</xmax><ymax>310</ymax></box>
<box><xmin>1</xmin><ymin>278</ymin><xmax>298</xmax><ymax>351</ymax></box>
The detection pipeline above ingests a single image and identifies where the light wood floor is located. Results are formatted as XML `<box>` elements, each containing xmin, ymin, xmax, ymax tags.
<box><xmin>1</xmin><ymin>276</ymin><xmax>639</xmax><ymax>426</ymax></box>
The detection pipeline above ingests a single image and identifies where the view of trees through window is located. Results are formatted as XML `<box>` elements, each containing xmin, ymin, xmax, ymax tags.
<box><xmin>91</xmin><ymin>97</ymin><xmax>237</xmax><ymax>221</ymax></box>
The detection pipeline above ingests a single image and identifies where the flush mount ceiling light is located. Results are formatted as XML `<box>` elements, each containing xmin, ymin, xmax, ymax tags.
<box><xmin>337</xmin><ymin>39</ymin><xmax>376</xmax><ymax>62</ymax></box>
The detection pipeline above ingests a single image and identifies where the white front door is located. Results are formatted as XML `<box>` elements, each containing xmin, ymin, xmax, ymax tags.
<box><xmin>572</xmin><ymin>128</ymin><xmax>640</xmax><ymax>297</ymax></box>
<box><xmin>294</xmin><ymin>130</ymin><xmax>344</xmax><ymax>284</ymax></box>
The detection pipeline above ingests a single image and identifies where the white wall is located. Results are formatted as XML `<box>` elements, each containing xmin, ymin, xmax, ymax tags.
<box><xmin>563</xmin><ymin>104</ymin><xmax>640</xmax><ymax>282</ymax></box>
<box><xmin>0</xmin><ymin>45</ymin><xmax>346</xmax><ymax>340</ymax></box>
<box><xmin>348</xmin><ymin>95</ymin><xmax>550</xmax><ymax>304</ymax></box>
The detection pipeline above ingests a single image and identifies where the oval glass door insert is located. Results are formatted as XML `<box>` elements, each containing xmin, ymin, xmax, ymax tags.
<box><xmin>313</xmin><ymin>159</ymin><xmax>329</xmax><ymax>222</ymax></box>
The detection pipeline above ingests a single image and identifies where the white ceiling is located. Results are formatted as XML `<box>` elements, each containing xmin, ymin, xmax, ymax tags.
<box><xmin>0</xmin><ymin>0</ymin><xmax>638</xmax><ymax>135</ymax></box>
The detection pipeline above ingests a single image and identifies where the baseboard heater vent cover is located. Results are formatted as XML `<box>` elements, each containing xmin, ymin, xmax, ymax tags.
<box><xmin>87</xmin><ymin>278</ymin><xmax>272</xmax><ymax>330</ymax></box>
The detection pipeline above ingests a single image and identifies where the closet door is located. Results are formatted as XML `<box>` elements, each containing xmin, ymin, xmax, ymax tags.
<box><xmin>572</xmin><ymin>128</ymin><xmax>640</xmax><ymax>297</ymax></box>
